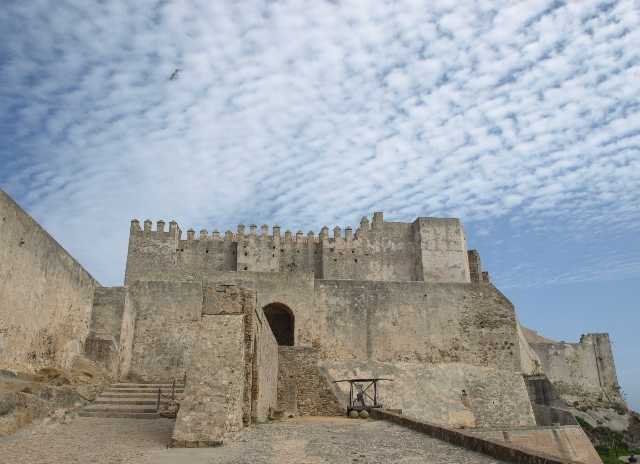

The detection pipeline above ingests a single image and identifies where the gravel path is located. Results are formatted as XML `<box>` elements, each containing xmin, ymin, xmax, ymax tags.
<box><xmin>0</xmin><ymin>417</ymin><xmax>174</xmax><ymax>464</ymax></box>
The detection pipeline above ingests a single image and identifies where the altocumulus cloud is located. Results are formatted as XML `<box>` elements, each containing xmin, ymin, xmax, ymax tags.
<box><xmin>0</xmin><ymin>0</ymin><xmax>639</xmax><ymax>286</ymax></box>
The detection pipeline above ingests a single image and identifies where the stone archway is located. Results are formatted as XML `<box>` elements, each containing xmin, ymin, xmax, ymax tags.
<box><xmin>263</xmin><ymin>303</ymin><xmax>294</xmax><ymax>346</ymax></box>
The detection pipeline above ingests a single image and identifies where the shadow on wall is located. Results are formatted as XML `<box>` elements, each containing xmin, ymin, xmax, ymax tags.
<box><xmin>263</xmin><ymin>303</ymin><xmax>294</xmax><ymax>346</ymax></box>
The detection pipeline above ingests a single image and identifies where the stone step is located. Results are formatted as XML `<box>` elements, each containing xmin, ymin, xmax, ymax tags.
<box><xmin>112</xmin><ymin>383</ymin><xmax>185</xmax><ymax>388</ymax></box>
<box><xmin>79</xmin><ymin>411</ymin><xmax>160</xmax><ymax>419</ymax></box>
<box><xmin>107</xmin><ymin>384</ymin><xmax>185</xmax><ymax>389</ymax></box>
<box><xmin>83</xmin><ymin>404</ymin><xmax>159</xmax><ymax>413</ymax></box>
<box><xmin>103</xmin><ymin>388</ymin><xmax>184</xmax><ymax>394</ymax></box>
<box><xmin>94</xmin><ymin>398</ymin><xmax>180</xmax><ymax>405</ymax></box>
<box><xmin>81</xmin><ymin>382</ymin><xmax>185</xmax><ymax>420</ymax></box>
<box><xmin>99</xmin><ymin>392</ymin><xmax>184</xmax><ymax>399</ymax></box>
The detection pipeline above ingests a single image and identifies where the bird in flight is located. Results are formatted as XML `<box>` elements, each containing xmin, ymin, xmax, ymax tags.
<box><xmin>169</xmin><ymin>69</ymin><xmax>180</xmax><ymax>81</ymax></box>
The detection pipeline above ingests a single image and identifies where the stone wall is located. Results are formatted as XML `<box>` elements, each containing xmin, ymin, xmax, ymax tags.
<box><xmin>172</xmin><ymin>314</ymin><xmax>246</xmax><ymax>446</ymax></box>
<box><xmin>172</xmin><ymin>285</ymin><xmax>279</xmax><ymax>446</ymax></box>
<box><xmin>277</xmin><ymin>346</ymin><xmax>343</xmax><ymax>416</ymax></box>
<box><xmin>468</xmin><ymin>426</ymin><xmax>602</xmax><ymax>464</ymax></box>
<box><xmin>127</xmin><ymin>281</ymin><xmax>202</xmax><ymax>381</ymax></box>
<box><xmin>415</xmin><ymin>218</ymin><xmax>471</xmax><ymax>283</ymax></box>
<box><xmin>117</xmin><ymin>291</ymin><xmax>136</xmax><ymax>380</ymax></box>
<box><xmin>314</xmin><ymin>280</ymin><xmax>521</xmax><ymax>370</ymax></box>
<box><xmin>0</xmin><ymin>189</ymin><xmax>98</xmax><ymax>371</ymax></box>
<box><xmin>313</xmin><ymin>280</ymin><xmax>536</xmax><ymax>427</ymax></box>
<box><xmin>325</xmin><ymin>361</ymin><xmax>535</xmax><ymax>428</ymax></box>
<box><xmin>518</xmin><ymin>323</ymin><xmax>544</xmax><ymax>375</ymax></box>
<box><xmin>468</xmin><ymin>250</ymin><xmax>482</xmax><ymax>282</ymax></box>
<box><xmin>124</xmin><ymin>213</ymin><xmax>473</xmax><ymax>285</ymax></box>
<box><xmin>84</xmin><ymin>287</ymin><xmax>126</xmax><ymax>376</ymax></box>
<box><xmin>84</xmin><ymin>286</ymin><xmax>137</xmax><ymax>379</ymax></box>
<box><xmin>529</xmin><ymin>334</ymin><xmax>623</xmax><ymax>405</ymax></box>
<box><xmin>251</xmin><ymin>306</ymin><xmax>279</xmax><ymax>422</ymax></box>
<box><xmin>203</xmin><ymin>272</ymin><xmax>316</xmax><ymax>347</ymax></box>
<box><xmin>371</xmin><ymin>408</ymin><xmax>589</xmax><ymax>464</ymax></box>
<box><xmin>320</xmin><ymin>214</ymin><xmax>421</xmax><ymax>281</ymax></box>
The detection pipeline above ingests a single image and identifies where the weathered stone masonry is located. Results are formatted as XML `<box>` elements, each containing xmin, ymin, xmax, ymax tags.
<box><xmin>0</xmin><ymin>190</ymin><xmax>98</xmax><ymax>372</ymax></box>
<box><xmin>0</xmin><ymin>187</ymin><xmax>623</xmax><ymax>458</ymax></box>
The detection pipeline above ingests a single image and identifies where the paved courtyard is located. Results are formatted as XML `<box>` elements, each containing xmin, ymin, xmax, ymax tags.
<box><xmin>0</xmin><ymin>416</ymin><xmax>510</xmax><ymax>464</ymax></box>
<box><xmin>0</xmin><ymin>416</ymin><xmax>174</xmax><ymax>464</ymax></box>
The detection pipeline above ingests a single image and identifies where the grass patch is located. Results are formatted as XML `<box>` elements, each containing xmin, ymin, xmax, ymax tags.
<box><xmin>596</xmin><ymin>446</ymin><xmax>640</xmax><ymax>464</ymax></box>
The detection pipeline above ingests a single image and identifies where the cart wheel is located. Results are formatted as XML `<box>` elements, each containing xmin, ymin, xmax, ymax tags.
<box><xmin>348</xmin><ymin>410</ymin><xmax>359</xmax><ymax>419</ymax></box>
<box><xmin>359</xmin><ymin>410</ymin><xmax>369</xmax><ymax>419</ymax></box>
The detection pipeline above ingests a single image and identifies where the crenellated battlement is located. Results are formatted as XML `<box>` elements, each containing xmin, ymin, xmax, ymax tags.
<box><xmin>129</xmin><ymin>217</ymin><xmax>383</xmax><ymax>245</ymax></box>
<box><xmin>130</xmin><ymin>219</ymin><xmax>182</xmax><ymax>240</ymax></box>
<box><xmin>126</xmin><ymin>212</ymin><xmax>473</xmax><ymax>284</ymax></box>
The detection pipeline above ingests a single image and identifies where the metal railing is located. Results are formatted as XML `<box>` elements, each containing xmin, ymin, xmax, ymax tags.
<box><xmin>156</xmin><ymin>374</ymin><xmax>186</xmax><ymax>412</ymax></box>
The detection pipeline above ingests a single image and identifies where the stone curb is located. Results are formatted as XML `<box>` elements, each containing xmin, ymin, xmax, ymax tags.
<box><xmin>370</xmin><ymin>409</ymin><xmax>584</xmax><ymax>464</ymax></box>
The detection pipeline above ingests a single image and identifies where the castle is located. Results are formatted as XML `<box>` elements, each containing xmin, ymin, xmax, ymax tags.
<box><xmin>0</xmin><ymin>188</ymin><xmax>624</xmax><ymax>462</ymax></box>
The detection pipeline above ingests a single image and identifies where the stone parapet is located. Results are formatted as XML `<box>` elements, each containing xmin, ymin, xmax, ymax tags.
<box><xmin>370</xmin><ymin>409</ymin><xmax>590</xmax><ymax>464</ymax></box>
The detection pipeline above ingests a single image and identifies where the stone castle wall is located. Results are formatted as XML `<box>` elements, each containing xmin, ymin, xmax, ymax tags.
<box><xmin>0</xmin><ymin>189</ymin><xmax>98</xmax><ymax>371</ymax></box>
<box><xmin>326</xmin><ymin>362</ymin><xmax>536</xmax><ymax>428</ymax></box>
<box><xmin>172</xmin><ymin>286</ymin><xmax>278</xmax><ymax>446</ymax></box>
<box><xmin>252</xmin><ymin>306</ymin><xmax>279</xmax><ymax>422</ymax></box>
<box><xmin>311</xmin><ymin>280</ymin><xmax>535</xmax><ymax>427</ymax></box>
<box><xmin>172</xmin><ymin>314</ymin><xmax>246</xmax><ymax>446</ymax></box>
<box><xmin>277</xmin><ymin>346</ymin><xmax>344</xmax><ymax>416</ymax></box>
<box><xmin>314</xmin><ymin>281</ymin><xmax>521</xmax><ymax>370</ymax></box>
<box><xmin>84</xmin><ymin>287</ymin><xmax>126</xmax><ymax>376</ymax></box>
<box><xmin>127</xmin><ymin>281</ymin><xmax>202</xmax><ymax>381</ymax></box>
<box><xmin>101</xmin><ymin>267</ymin><xmax>534</xmax><ymax>427</ymax></box>
<box><xmin>529</xmin><ymin>333</ymin><xmax>623</xmax><ymax>405</ymax></box>
<box><xmin>124</xmin><ymin>213</ymin><xmax>471</xmax><ymax>285</ymax></box>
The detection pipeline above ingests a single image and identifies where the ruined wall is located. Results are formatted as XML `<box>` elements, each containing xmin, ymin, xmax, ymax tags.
<box><xmin>172</xmin><ymin>315</ymin><xmax>246</xmax><ymax>447</ymax></box>
<box><xmin>0</xmin><ymin>189</ymin><xmax>98</xmax><ymax>371</ymax></box>
<box><xmin>124</xmin><ymin>213</ymin><xmax>473</xmax><ymax>285</ymax></box>
<box><xmin>468</xmin><ymin>426</ymin><xmax>602</xmax><ymax>464</ymax></box>
<box><xmin>127</xmin><ymin>281</ymin><xmax>202</xmax><ymax>381</ymax></box>
<box><xmin>529</xmin><ymin>334</ymin><xmax>623</xmax><ymax>405</ymax></box>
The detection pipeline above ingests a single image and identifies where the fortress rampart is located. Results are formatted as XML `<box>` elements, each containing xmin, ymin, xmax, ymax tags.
<box><xmin>125</xmin><ymin>212</ymin><xmax>474</xmax><ymax>284</ymax></box>
<box><xmin>528</xmin><ymin>333</ymin><xmax>622</xmax><ymax>404</ymax></box>
<box><xmin>0</xmin><ymin>189</ymin><xmax>98</xmax><ymax>372</ymax></box>
<box><xmin>0</xmin><ymin>188</ymin><xmax>624</xmax><ymax>456</ymax></box>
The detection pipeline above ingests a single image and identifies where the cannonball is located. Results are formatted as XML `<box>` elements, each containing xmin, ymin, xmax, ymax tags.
<box><xmin>359</xmin><ymin>410</ymin><xmax>369</xmax><ymax>419</ymax></box>
<box><xmin>348</xmin><ymin>410</ymin><xmax>359</xmax><ymax>419</ymax></box>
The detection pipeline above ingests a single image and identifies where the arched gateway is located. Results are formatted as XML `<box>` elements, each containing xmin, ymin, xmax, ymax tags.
<box><xmin>262</xmin><ymin>302</ymin><xmax>294</xmax><ymax>346</ymax></box>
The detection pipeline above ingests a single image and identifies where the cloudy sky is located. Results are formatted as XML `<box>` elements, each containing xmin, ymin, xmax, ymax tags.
<box><xmin>1</xmin><ymin>0</ymin><xmax>638</xmax><ymax>409</ymax></box>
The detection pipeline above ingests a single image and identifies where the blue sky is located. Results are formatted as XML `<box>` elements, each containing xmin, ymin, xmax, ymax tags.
<box><xmin>0</xmin><ymin>1</ymin><xmax>638</xmax><ymax>410</ymax></box>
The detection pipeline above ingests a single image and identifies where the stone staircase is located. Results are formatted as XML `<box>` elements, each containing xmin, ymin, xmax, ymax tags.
<box><xmin>80</xmin><ymin>382</ymin><xmax>184</xmax><ymax>419</ymax></box>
